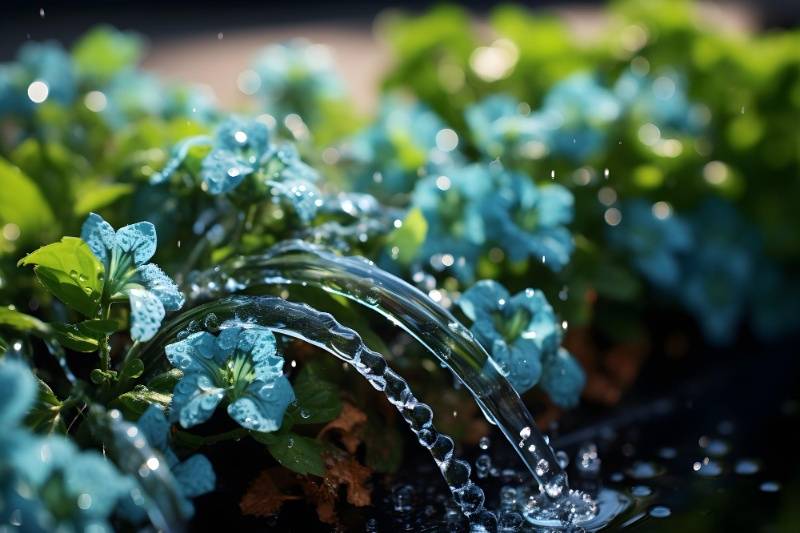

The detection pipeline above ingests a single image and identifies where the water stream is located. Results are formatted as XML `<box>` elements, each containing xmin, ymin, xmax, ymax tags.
<box><xmin>136</xmin><ymin>296</ymin><xmax>487</xmax><ymax>517</ymax></box>
<box><xmin>178</xmin><ymin>240</ymin><xmax>619</xmax><ymax>526</ymax></box>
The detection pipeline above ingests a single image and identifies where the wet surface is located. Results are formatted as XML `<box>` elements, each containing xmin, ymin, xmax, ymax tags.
<box><xmin>191</xmin><ymin>339</ymin><xmax>800</xmax><ymax>531</ymax></box>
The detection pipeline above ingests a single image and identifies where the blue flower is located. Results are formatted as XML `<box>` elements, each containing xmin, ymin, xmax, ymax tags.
<box><xmin>81</xmin><ymin>212</ymin><xmax>184</xmax><ymax>341</ymax></box>
<box><xmin>250</xmin><ymin>40</ymin><xmax>345</xmax><ymax>124</ymax></box>
<box><xmin>540</xmin><ymin>73</ymin><xmax>620</xmax><ymax>161</ymax></box>
<box><xmin>607</xmin><ymin>200</ymin><xmax>693</xmax><ymax>288</ymax></box>
<box><xmin>538</xmin><ymin>348</ymin><xmax>586</xmax><ymax>408</ymax></box>
<box><xmin>484</xmin><ymin>169</ymin><xmax>574</xmax><ymax>271</ymax></box>
<box><xmin>412</xmin><ymin>163</ymin><xmax>492</xmax><ymax>280</ymax></box>
<box><xmin>135</xmin><ymin>405</ymin><xmax>215</xmax><ymax>512</ymax></box>
<box><xmin>680</xmin><ymin>199</ymin><xmax>758</xmax><ymax>345</ymax></box>
<box><xmin>345</xmin><ymin>96</ymin><xmax>462</xmax><ymax>199</ymax></box>
<box><xmin>0</xmin><ymin>41</ymin><xmax>76</xmax><ymax>117</ymax></box>
<box><xmin>458</xmin><ymin>280</ymin><xmax>584</xmax><ymax>405</ymax></box>
<box><xmin>614</xmin><ymin>69</ymin><xmax>705</xmax><ymax>134</ymax></box>
<box><xmin>201</xmin><ymin>116</ymin><xmax>272</xmax><ymax>194</ymax></box>
<box><xmin>0</xmin><ymin>359</ymin><xmax>133</xmax><ymax>532</ymax></box>
<box><xmin>465</xmin><ymin>94</ymin><xmax>551</xmax><ymax>162</ymax></box>
<box><xmin>165</xmin><ymin>326</ymin><xmax>295</xmax><ymax>432</ymax></box>
<box><xmin>153</xmin><ymin>117</ymin><xmax>320</xmax><ymax>222</ymax></box>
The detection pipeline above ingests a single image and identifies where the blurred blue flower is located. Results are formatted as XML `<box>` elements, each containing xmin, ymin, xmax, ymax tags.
<box><xmin>607</xmin><ymin>200</ymin><xmax>693</xmax><ymax>288</ymax></box>
<box><xmin>101</xmin><ymin>69</ymin><xmax>165</xmax><ymax>127</ymax></box>
<box><xmin>540</xmin><ymin>73</ymin><xmax>620</xmax><ymax>161</ymax></box>
<box><xmin>614</xmin><ymin>69</ymin><xmax>705</xmax><ymax>134</ymax></box>
<box><xmin>751</xmin><ymin>263</ymin><xmax>800</xmax><ymax>341</ymax></box>
<box><xmin>250</xmin><ymin>39</ymin><xmax>344</xmax><ymax>124</ymax></box>
<box><xmin>135</xmin><ymin>405</ymin><xmax>215</xmax><ymax>513</ymax></box>
<box><xmin>81</xmin><ymin>212</ymin><xmax>184</xmax><ymax>341</ymax></box>
<box><xmin>165</xmin><ymin>326</ymin><xmax>295</xmax><ymax>432</ymax></box>
<box><xmin>458</xmin><ymin>280</ymin><xmax>583</xmax><ymax>405</ymax></box>
<box><xmin>0</xmin><ymin>359</ymin><xmax>133</xmax><ymax>532</ymax></box>
<box><xmin>465</xmin><ymin>94</ymin><xmax>551</xmax><ymax>162</ymax></box>
<box><xmin>345</xmin><ymin>96</ymin><xmax>461</xmax><ymax>199</ymax></box>
<box><xmin>412</xmin><ymin>163</ymin><xmax>492</xmax><ymax>280</ymax></box>
<box><xmin>0</xmin><ymin>41</ymin><xmax>76</xmax><ymax>117</ymax></box>
<box><xmin>484</xmin><ymin>169</ymin><xmax>574</xmax><ymax>271</ymax></box>
<box><xmin>680</xmin><ymin>199</ymin><xmax>758</xmax><ymax>345</ymax></box>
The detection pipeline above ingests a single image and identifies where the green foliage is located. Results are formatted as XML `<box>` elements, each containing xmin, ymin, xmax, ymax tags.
<box><xmin>288</xmin><ymin>366</ymin><xmax>342</xmax><ymax>425</ymax></box>
<box><xmin>385</xmin><ymin>208</ymin><xmax>427</xmax><ymax>266</ymax></box>
<box><xmin>72</xmin><ymin>26</ymin><xmax>144</xmax><ymax>83</ymax></box>
<box><xmin>0</xmin><ymin>158</ymin><xmax>57</xmax><ymax>248</ymax></box>
<box><xmin>18</xmin><ymin>237</ymin><xmax>105</xmax><ymax>317</ymax></box>
<box><xmin>256</xmin><ymin>431</ymin><xmax>327</xmax><ymax>477</ymax></box>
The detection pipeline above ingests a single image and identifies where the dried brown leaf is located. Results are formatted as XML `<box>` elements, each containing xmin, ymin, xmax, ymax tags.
<box><xmin>319</xmin><ymin>402</ymin><xmax>367</xmax><ymax>454</ymax></box>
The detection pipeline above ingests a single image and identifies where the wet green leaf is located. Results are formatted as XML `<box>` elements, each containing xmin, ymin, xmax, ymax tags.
<box><xmin>18</xmin><ymin>237</ymin><xmax>105</xmax><ymax>317</ymax></box>
<box><xmin>264</xmin><ymin>433</ymin><xmax>326</xmax><ymax>477</ymax></box>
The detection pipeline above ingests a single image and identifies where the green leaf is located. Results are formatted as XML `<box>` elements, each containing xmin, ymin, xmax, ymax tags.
<box><xmin>289</xmin><ymin>368</ymin><xmax>341</xmax><ymax>425</ymax></box>
<box><xmin>51</xmin><ymin>323</ymin><xmax>100</xmax><ymax>352</ymax></box>
<box><xmin>72</xmin><ymin>26</ymin><xmax>143</xmax><ymax>82</ymax></box>
<box><xmin>18</xmin><ymin>237</ymin><xmax>105</xmax><ymax>317</ymax></box>
<box><xmin>384</xmin><ymin>208</ymin><xmax>427</xmax><ymax>265</ymax></box>
<box><xmin>74</xmin><ymin>183</ymin><xmax>134</xmax><ymax>216</ymax></box>
<box><xmin>25</xmin><ymin>379</ymin><xmax>65</xmax><ymax>434</ymax></box>
<box><xmin>264</xmin><ymin>433</ymin><xmax>326</xmax><ymax>477</ymax></box>
<box><xmin>0</xmin><ymin>157</ymin><xmax>57</xmax><ymax>246</ymax></box>
<box><xmin>147</xmin><ymin>368</ymin><xmax>183</xmax><ymax>393</ymax></box>
<box><xmin>78</xmin><ymin>319</ymin><xmax>122</xmax><ymax>336</ymax></box>
<box><xmin>0</xmin><ymin>306</ymin><xmax>50</xmax><ymax>335</ymax></box>
<box><xmin>114</xmin><ymin>385</ymin><xmax>171</xmax><ymax>419</ymax></box>
<box><xmin>118</xmin><ymin>357</ymin><xmax>145</xmax><ymax>383</ymax></box>
<box><xmin>592</xmin><ymin>260</ymin><xmax>642</xmax><ymax>302</ymax></box>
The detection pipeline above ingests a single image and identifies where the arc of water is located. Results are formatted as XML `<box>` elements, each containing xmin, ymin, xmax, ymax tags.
<box><xmin>187</xmin><ymin>240</ymin><xmax>568</xmax><ymax>495</ymax></box>
<box><xmin>134</xmin><ymin>295</ymin><xmax>486</xmax><ymax>516</ymax></box>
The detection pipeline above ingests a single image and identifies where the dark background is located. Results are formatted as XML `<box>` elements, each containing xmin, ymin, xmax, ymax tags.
<box><xmin>1</xmin><ymin>0</ymin><xmax>799</xmax><ymax>60</ymax></box>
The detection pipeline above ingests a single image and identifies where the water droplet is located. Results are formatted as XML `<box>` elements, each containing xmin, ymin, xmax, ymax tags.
<box><xmin>760</xmin><ymin>481</ymin><xmax>780</xmax><ymax>493</ymax></box>
<box><xmin>649</xmin><ymin>506</ymin><xmax>671</xmax><ymax>518</ymax></box>
<box><xmin>479</xmin><ymin>436</ymin><xmax>490</xmax><ymax>450</ymax></box>
<box><xmin>556</xmin><ymin>450</ymin><xmax>570</xmax><ymax>469</ymax></box>
<box><xmin>631</xmin><ymin>485</ymin><xmax>652</xmax><ymax>497</ymax></box>
<box><xmin>734</xmin><ymin>459</ymin><xmax>760</xmax><ymax>475</ymax></box>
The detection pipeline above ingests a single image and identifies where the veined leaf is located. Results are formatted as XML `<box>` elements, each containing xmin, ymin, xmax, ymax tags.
<box><xmin>18</xmin><ymin>237</ymin><xmax>105</xmax><ymax>317</ymax></box>
<box><xmin>264</xmin><ymin>433</ymin><xmax>326</xmax><ymax>477</ymax></box>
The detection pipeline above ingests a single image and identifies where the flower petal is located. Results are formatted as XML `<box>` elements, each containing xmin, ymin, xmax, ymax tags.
<box><xmin>170</xmin><ymin>373</ymin><xmax>225</xmax><ymax>428</ymax></box>
<box><xmin>150</xmin><ymin>135</ymin><xmax>211</xmax><ymax>184</ymax></box>
<box><xmin>0</xmin><ymin>358</ymin><xmax>38</xmax><ymax>428</ymax></box>
<box><xmin>201</xmin><ymin>148</ymin><xmax>250</xmax><ymax>194</ymax></box>
<box><xmin>63</xmin><ymin>451</ymin><xmax>132</xmax><ymax>518</ymax></box>
<box><xmin>458</xmin><ymin>280</ymin><xmax>510</xmax><ymax>322</ymax></box>
<box><xmin>493</xmin><ymin>339</ymin><xmax>543</xmax><ymax>394</ymax></box>
<box><xmin>227</xmin><ymin>375</ymin><xmax>294</xmax><ymax>433</ymax></box>
<box><xmin>135</xmin><ymin>405</ymin><xmax>171</xmax><ymax>454</ymax></box>
<box><xmin>80</xmin><ymin>212</ymin><xmax>115</xmax><ymax>265</ymax></box>
<box><xmin>116</xmin><ymin>221</ymin><xmax>157</xmax><ymax>265</ymax></box>
<box><xmin>137</xmin><ymin>263</ymin><xmax>185</xmax><ymax>311</ymax></box>
<box><xmin>128</xmin><ymin>287</ymin><xmax>165</xmax><ymax>341</ymax></box>
<box><xmin>540</xmin><ymin>348</ymin><xmax>585</xmax><ymax>408</ymax></box>
<box><xmin>171</xmin><ymin>454</ymin><xmax>216</xmax><ymax>498</ymax></box>
<box><xmin>237</xmin><ymin>327</ymin><xmax>283</xmax><ymax>382</ymax></box>
<box><xmin>165</xmin><ymin>331</ymin><xmax>222</xmax><ymax>375</ymax></box>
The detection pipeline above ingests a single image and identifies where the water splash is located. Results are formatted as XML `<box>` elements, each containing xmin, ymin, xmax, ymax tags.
<box><xmin>135</xmin><ymin>295</ymin><xmax>486</xmax><ymax>516</ymax></box>
<box><xmin>187</xmin><ymin>240</ymin><xmax>570</xmax><ymax>500</ymax></box>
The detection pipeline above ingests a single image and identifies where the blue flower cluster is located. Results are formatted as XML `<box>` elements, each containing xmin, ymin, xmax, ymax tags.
<box><xmin>249</xmin><ymin>40</ymin><xmax>345</xmax><ymax>125</ymax></box>
<box><xmin>81</xmin><ymin>213</ymin><xmax>185</xmax><ymax>341</ymax></box>
<box><xmin>466</xmin><ymin>69</ymin><xmax>702</xmax><ymax>165</ymax></box>
<box><xmin>608</xmin><ymin>198</ymin><xmax>800</xmax><ymax>345</ymax></box>
<box><xmin>344</xmin><ymin>96</ymin><xmax>463</xmax><ymax>199</ymax></box>
<box><xmin>412</xmin><ymin>162</ymin><xmax>574</xmax><ymax>280</ymax></box>
<box><xmin>165</xmin><ymin>325</ymin><xmax>295</xmax><ymax>433</ymax></box>
<box><xmin>458</xmin><ymin>280</ymin><xmax>584</xmax><ymax>406</ymax></box>
<box><xmin>0</xmin><ymin>28</ymin><xmax>216</xmax><ymax>127</ymax></box>
<box><xmin>0</xmin><ymin>359</ymin><xmax>132</xmax><ymax>531</ymax></box>
<box><xmin>153</xmin><ymin>116</ymin><xmax>321</xmax><ymax>222</ymax></box>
